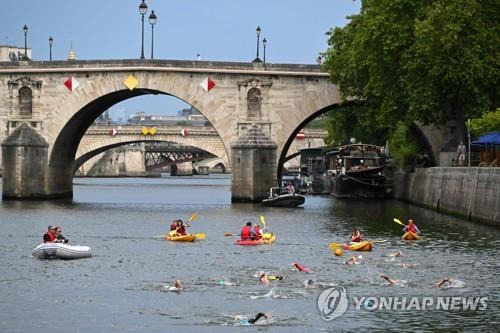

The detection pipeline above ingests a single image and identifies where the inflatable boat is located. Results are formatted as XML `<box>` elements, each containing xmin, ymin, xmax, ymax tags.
<box><xmin>235</xmin><ymin>233</ymin><xmax>276</xmax><ymax>246</ymax></box>
<box><xmin>32</xmin><ymin>243</ymin><xmax>92</xmax><ymax>259</ymax></box>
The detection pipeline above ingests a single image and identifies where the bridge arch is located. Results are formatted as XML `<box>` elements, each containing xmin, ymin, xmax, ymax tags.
<box><xmin>47</xmin><ymin>87</ymin><xmax>229</xmax><ymax>197</ymax></box>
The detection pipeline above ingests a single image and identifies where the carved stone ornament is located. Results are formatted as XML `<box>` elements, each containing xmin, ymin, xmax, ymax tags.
<box><xmin>7</xmin><ymin>76</ymin><xmax>43</xmax><ymax>96</ymax></box>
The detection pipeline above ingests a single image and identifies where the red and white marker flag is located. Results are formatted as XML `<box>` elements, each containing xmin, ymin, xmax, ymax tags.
<box><xmin>181</xmin><ymin>128</ymin><xmax>188</xmax><ymax>137</ymax></box>
<box><xmin>200</xmin><ymin>77</ymin><xmax>215</xmax><ymax>92</ymax></box>
<box><xmin>64</xmin><ymin>76</ymin><xmax>79</xmax><ymax>92</ymax></box>
<box><xmin>109</xmin><ymin>128</ymin><xmax>117</xmax><ymax>136</ymax></box>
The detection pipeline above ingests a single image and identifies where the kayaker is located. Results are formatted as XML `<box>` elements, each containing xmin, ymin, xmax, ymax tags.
<box><xmin>240</xmin><ymin>222</ymin><xmax>255</xmax><ymax>241</ymax></box>
<box><xmin>54</xmin><ymin>227</ymin><xmax>69</xmax><ymax>244</ymax></box>
<box><xmin>175</xmin><ymin>220</ymin><xmax>190</xmax><ymax>236</ymax></box>
<box><xmin>253</xmin><ymin>224</ymin><xmax>263</xmax><ymax>240</ymax></box>
<box><xmin>287</xmin><ymin>182</ymin><xmax>295</xmax><ymax>195</ymax></box>
<box><xmin>43</xmin><ymin>226</ymin><xmax>56</xmax><ymax>243</ymax></box>
<box><xmin>170</xmin><ymin>219</ymin><xmax>178</xmax><ymax>231</ymax></box>
<box><xmin>403</xmin><ymin>219</ymin><xmax>421</xmax><ymax>235</ymax></box>
<box><xmin>351</xmin><ymin>229</ymin><xmax>363</xmax><ymax>243</ymax></box>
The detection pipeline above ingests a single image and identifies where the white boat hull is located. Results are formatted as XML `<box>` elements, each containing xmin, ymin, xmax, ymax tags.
<box><xmin>32</xmin><ymin>243</ymin><xmax>92</xmax><ymax>259</ymax></box>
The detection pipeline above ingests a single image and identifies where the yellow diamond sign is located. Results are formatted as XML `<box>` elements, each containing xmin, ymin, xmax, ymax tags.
<box><xmin>142</xmin><ymin>127</ymin><xmax>149</xmax><ymax>135</ymax></box>
<box><xmin>149</xmin><ymin>127</ymin><xmax>157</xmax><ymax>135</ymax></box>
<box><xmin>123</xmin><ymin>75</ymin><xmax>138</xmax><ymax>90</ymax></box>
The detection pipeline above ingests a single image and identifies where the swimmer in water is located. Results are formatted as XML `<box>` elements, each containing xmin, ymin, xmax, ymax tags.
<box><xmin>345</xmin><ymin>256</ymin><xmax>360</xmax><ymax>265</ymax></box>
<box><xmin>238</xmin><ymin>312</ymin><xmax>268</xmax><ymax>326</ymax></box>
<box><xmin>434</xmin><ymin>277</ymin><xmax>453</xmax><ymax>288</ymax></box>
<box><xmin>401</xmin><ymin>263</ymin><xmax>412</xmax><ymax>269</ymax></box>
<box><xmin>388</xmin><ymin>250</ymin><xmax>403</xmax><ymax>257</ymax></box>
<box><xmin>260</xmin><ymin>273</ymin><xmax>270</xmax><ymax>285</ymax></box>
<box><xmin>292</xmin><ymin>262</ymin><xmax>311</xmax><ymax>273</ymax></box>
<box><xmin>379</xmin><ymin>273</ymin><xmax>398</xmax><ymax>286</ymax></box>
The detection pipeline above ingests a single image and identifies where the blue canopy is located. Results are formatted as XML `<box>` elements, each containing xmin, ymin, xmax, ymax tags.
<box><xmin>471</xmin><ymin>132</ymin><xmax>500</xmax><ymax>145</ymax></box>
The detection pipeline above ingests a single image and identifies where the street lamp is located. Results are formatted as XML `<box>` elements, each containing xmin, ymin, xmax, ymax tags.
<box><xmin>262</xmin><ymin>37</ymin><xmax>267</xmax><ymax>64</ymax></box>
<box><xmin>252</xmin><ymin>26</ymin><xmax>262</xmax><ymax>63</ymax></box>
<box><xmin>23</xmin><ymin>24</ymin><xmax>28</xmax><ymax>60</ymax></box>
<box><xmin>149</xmin><ymin>10</ymin><xmax>157</xmax><ymax>59</ymax></box>
<box><xmin>139</xmin><ymin>0</ymin><xmax>148</xmax><ymax>59</ymax></box>
<box><xmin>48</xmin><ymin>36</ymin><xmax>53</xmax><ymax>61</ymax></box>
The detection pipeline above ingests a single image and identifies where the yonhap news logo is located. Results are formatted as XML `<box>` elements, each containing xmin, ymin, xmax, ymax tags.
<box><xmin>317</xmin><ymin>287</ymin><xmax>488</xmax><ymax>320</ymax></box>
<box><xmin>317</xmin><ymin>287</ymin><xmax>349</xmax><ymax>320</ymax></box>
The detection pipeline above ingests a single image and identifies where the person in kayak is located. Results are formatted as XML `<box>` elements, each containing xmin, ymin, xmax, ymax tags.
<box><xmin>287</xmin><ymin>182</ymin><xmax>295</xmax><ymax>195</ymax></box>
<box><xmin>170</xmin><ymin>219</ymin><xmax>178</xmax><ymax>231</ymax></box>
<box><xmin>351</xmin><ymin>229</ymin><xmax>363</xmax><ymax>243</ymax></box>
<box><xmin>403</xmin><ymin>219</ymin><xmax>421</xmax><ymax>235</ymax></box>
<box><xmin>240</xmin><ymin>222</ymin><xmax>255</xmax><ymax>241</ymax></box>
<box><xmin>253</xmin><ymin>223</ymin><xmax>263</xmax><ymax>240</ymax></box>
<box><xmin>43</xmin><ymin>226</ymin><xmax>56</xmax><ymax>243</ymax></box>
<box><xmin>175</xmin><ymin>220</ymin><xmax>190</xmax><ymax>236</ymax></box>
<box><xmin>237</xmin><ymin>312</ymin><xmax>268</xmax><ymax>326</ymax></box>
<box><xmin>54</xmin><ymin>227</ymin><xmax>69</xmax><ymax>244</ymax></box>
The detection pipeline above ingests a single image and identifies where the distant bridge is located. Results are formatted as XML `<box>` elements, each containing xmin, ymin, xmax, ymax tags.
<box><xmin>76</xmin><ymin>124</ymin><xmax>327</xmax><ymax>173</ymax></box>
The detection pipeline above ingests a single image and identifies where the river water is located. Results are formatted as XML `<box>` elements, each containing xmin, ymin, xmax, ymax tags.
<box><xmin>0</xmin><ymin>175</ymin><xmax>499</xmax><ymax>332</ymax></box>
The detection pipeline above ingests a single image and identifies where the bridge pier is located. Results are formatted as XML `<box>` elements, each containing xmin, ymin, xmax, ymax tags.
<box><xmin>231</xmin><ymin>124</ymin><xmax>277</xmax><ymax>203</ymax></box>
<box><xmin>171</xmin><ymin>161</ymin><xmax>193</xmax><ymax>176</ymax></box>
<box><xmin>1</xmin><ymin>123</ymin><xmax>49</xmax><ymax>199</ymax></box>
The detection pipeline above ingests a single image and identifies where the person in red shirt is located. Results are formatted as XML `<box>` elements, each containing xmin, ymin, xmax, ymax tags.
<box><xmin>175</xmin><ymin>220</ymin><xmax>190</xmax><ymax>235</ymax></box>
<box><xmin>43</xmin><ymin>226</ymin><xmax>56</xmax><ymax>243</ymax></box>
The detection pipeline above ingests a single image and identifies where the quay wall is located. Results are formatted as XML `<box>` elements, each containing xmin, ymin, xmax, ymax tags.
<box><xmin>393</xmin><ymin>167</ymin><xmax>500</xmax><ymax>226</ymax></box>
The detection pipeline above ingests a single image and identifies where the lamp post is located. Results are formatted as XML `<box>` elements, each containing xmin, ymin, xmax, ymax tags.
<box><xmin>262</xmin><ymin>37</ymin><xmax>267</xmax><ymax>64</ymax></box>
<box><xmin>23</xmin><ymin>25</ymin><xmax>28</xmax><ymax>60</ymax></box>
<box><xmin>49</xmin><ymin>36</ymin><xmax>53</xmax><ymax>61</ymax></box>
<box><xmin>149</xmin><ymin>10</ymin><xmax>157</xmax><ymax>59</ymax></box>
<box><xmin>139</xmin><ymin>0</ymin><xmax>148</xmax><ymax>59</ymax></box>
<box><xmin>252</xmin><ymin>26</ymin><xmax>262</xmax><ymax>63</ymax></box>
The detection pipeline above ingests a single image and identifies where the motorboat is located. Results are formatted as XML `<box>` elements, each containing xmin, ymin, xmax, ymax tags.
<box><xmin>262</xmin><ymin>187</ymin><xmax>305</xmax><ymax>207</ymax></box>
<box><xmin>32</xmin><ymin>243</ymin><xmax>92</xmax><ymax>259</ymax></box>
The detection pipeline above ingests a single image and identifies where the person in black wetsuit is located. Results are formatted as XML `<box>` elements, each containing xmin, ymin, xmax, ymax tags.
<box><xmin>54</xmin><ymin>227</ymin><xmax>69</xmax><ymax>243</ymax></box>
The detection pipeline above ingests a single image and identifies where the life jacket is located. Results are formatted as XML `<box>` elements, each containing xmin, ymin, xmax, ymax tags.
<box><xmin>44</xmin><ymin>231</ymin><xmax>56</xmax><ymax>243</ymax></box>
<box><xmin>177</xmin><ymin>225</ymin><xmax>187</xmax><ymax>235</ymax></box>
<box><xmin>254</xmin><ymin>226</ymin><xmax>262</xmax><ymax>240</ymax></box>
<box><xmin>241</xmin><ymin>226</ymin><xmax>252</xmax><ymax>240</ymax></box>
<box><xmin>407</xmin><ymin>224</ymin><xmax>417</xmax><ymax>233</ymax></box>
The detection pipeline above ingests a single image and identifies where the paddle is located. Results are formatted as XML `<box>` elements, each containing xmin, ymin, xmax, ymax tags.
<box><xmin>259</xmin><ymin>215</ymin><xmax>267</xmax><ymax>230</ymax></box>
<box><xmin>194</xmin><ymin>233</ymin><xmax>206</xmax><ymax>239</ymax></box>
<box><xmin>224</xmin><ymin>232</ymin><xmax>235</xmax><ymax>236</ymax></box>
<box><xmin>328</xmin><ymin>242</ymin><xmax>341</xmax><ymax>250</ymax></box>
<box><xmin>393</xmin><ymin>218</ymin><xmax>406</xmax><ymax>227</ymax></box>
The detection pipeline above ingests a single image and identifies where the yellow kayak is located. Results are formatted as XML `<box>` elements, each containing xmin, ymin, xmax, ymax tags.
<box><xmin>262</xmin><ymin>233</ymin><xmax>276</xmax><ymax>244</ymax></box>
<box><xmin>402</xmin><ymin>232</ymin><xmax>420</xmax><ymax>240</ymax></box>
<box><xmin>343</xmin><ymin>241</ymin><xmax>373</xmax><ymax>251</ymax></box>
<box><xmin>167</xmin><ymin>234</ymin><xmax>196</xmax><ymax>242</ymax></box>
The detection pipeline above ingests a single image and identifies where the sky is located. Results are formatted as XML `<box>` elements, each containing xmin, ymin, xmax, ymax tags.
<box><xmin>2</xmin><ymin>0</ymin><xmax>360</xmax><ymax>119</ymax></box>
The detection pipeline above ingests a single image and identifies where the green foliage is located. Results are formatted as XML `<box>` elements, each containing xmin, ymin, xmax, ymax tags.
<box><xmin>304</xmin><ymin>115</ymin><xmax>328</xmax><ymax>129</ymax></box>
<box><xmin>469</xmin><ymin>108</ymin><xmax>500</xmax><ymax>137</ymax></box>
<box><xmin>324</xmin><ymin>105</ymin><xmax>391</xmax><ymax>147</ymax></box>
<box><xmin>389</xmin><ymin>122</ymin><xmax>420</xmax><ymax>169</ymax></box>
<box><xmin>323</xmin><ymin>0</ymin><xmax>500</xmax><ymax>141</ymax></box>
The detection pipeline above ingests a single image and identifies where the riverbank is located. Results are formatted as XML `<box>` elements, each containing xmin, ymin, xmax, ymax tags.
<box><xmin>393</xmin><ymin>167</ymin><xmax>500</xmax><ymax>226</ymax></box>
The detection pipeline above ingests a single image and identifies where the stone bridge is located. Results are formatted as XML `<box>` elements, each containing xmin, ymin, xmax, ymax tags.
<box><xmin>0</xmin><ymin>59</ymin><xmax>450</xmax><ymax>201</ymax></box>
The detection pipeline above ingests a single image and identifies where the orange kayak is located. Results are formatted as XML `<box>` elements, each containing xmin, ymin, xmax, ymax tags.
<box><xmin>343</xmin><ymin>241</ymin><xmax>373</xmax><ymax>251</ymax></box>
<box><xmin>402</xmin><ymin>232</ymin><xmax>420</xmax><ymax>240</ymax></box>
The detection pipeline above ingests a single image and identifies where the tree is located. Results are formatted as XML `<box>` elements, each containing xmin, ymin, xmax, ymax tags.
<box><xmin>469</xmin><ymin>108</ymin><xmax>500</xmax><ymax>137</ymax></box>
<box><xmin>323</xmin><ymin>0</ymin><xmax>500</xmax><ymax>144</ymax></box>
<box><xmin>324</xmin><ymin>105</ymin><xmax>391</xmax><ymax>147</ymax></box>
